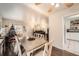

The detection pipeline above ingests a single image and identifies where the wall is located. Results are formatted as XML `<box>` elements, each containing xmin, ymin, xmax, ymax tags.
<box><xmin>24</xmin><ymin>7</ymin><xmax>49</xmax><ymax>37</ymax></box>
<box><xmin>49</xmin><ymin>4</ymin><xmax>79</xmax><ymax>55</ymax></box>
<box><xmin>0</xmin><ymin>3</ymin><xmax>25</xmax><ymax>21</ymax></box>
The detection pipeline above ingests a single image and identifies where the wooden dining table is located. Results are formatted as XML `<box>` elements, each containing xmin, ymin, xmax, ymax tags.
<box><xmin>22</xmin><ymin>37</ymin><xmax>47</xmax><ymax>56</ymax></box>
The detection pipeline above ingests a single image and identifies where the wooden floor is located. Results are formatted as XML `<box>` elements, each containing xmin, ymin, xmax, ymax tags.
<box><xmin>33</xmin><ymin>46</ymin><xmax>78</xmax><ymax>56</ymax></box>
<box><xmin>51</xmin><ymin>46</ymin><xmax>78</xmax><ymax>56</ymax></box>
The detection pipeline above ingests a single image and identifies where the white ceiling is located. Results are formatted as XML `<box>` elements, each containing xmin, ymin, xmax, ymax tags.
<box><xmin>24</xmin><ymin>3</ymin><xmax>78</xmax><ymax>16</ymax></box>
<box><xmin>0</xmin><ymin>3</ymin><xmax>79</xmax><ymax>20</ymax></box>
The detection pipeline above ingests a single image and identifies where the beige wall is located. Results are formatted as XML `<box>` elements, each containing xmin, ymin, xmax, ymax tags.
<box><xmin>49</xmin><ymin>4</ymin><xmax>79</xmax><ymax>55</ymax></box>
<box><xmin>24</xmin><ymin>7</ymin><xmax>49</xmax><ymax>36</ymax></box>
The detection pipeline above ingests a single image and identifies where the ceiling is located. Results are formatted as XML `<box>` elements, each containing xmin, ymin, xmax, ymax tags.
<box><xmin>0</xmin><ymin>3</ymin><xmax>79</xmax><ymax>20</ymax></box>
<box><xmin>24</xmin><ymin>3</ymin><xmax>78</xmax><ymax>16</ymax></box>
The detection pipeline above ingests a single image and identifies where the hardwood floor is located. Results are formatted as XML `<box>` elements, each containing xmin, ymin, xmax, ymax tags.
<box><xmin>51</xmin><ymin>46</ymin><xmax>78</xmax><ymax>56</ymax></box>
<box><xmin>29</xmin><ymin>46</ymin><xmax>78</xmax><ymax>56</ymax></box>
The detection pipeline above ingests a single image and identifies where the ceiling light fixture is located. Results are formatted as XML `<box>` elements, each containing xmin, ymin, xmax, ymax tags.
<box><xmin>51</xmin><ymin>3</ymin><xmax>55</xmax><ymax>5</ymax></box>
<box><xmin>51</xmin><ymin>3</ymin><xmax>60</xmax><ymax>7</ymax></box>
<box><xmin>55</xmin><ymin>3</ymin><xmax>60</xmax><ymax>7</ymax></box>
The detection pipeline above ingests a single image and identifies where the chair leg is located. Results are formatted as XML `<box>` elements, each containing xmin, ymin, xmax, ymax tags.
<box><xmin>43</xmin><ymin>42</ymin><xmax>53</xmax><ymax>56</ymax></box>
<box><xmin>27</xmin><ymin>52</ymin><xmax>31</xmax><ymax>56</ymax></box>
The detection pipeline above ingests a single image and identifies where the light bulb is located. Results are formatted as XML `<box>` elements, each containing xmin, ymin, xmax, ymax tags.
<box><xmin>55</xmin><ymin>3</ymin><xmax>60</xmax><ymax>7</ymax></box>
<box><xmin>51</xmin><ymin>3</ymin><xmax>55</xmax><ymax>5</ymax></box>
